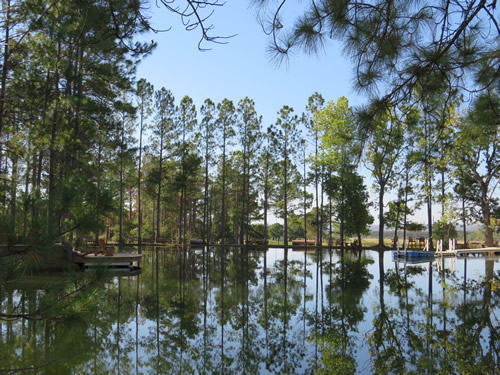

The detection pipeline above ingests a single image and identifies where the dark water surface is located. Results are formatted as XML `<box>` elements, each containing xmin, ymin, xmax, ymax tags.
<box><xmin>1</xmin><ymin>247</ymin><xmax>499</xmax><ymax>374</ymax></box>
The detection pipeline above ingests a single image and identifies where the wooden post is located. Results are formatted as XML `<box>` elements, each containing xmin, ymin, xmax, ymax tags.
<box><xmin>448</xmin><ymin>238</ymin><xmax>456</xmax><ymax>252</ymax></box>
<box><xmin>423</xmin><ymin>239</ymin><xmax>429</xmax><ymax>252</ymax></box>
<box><xmin>436</xmin><ymin>239</ymin><xmax>443</xmax><ymax>252</ymax></box>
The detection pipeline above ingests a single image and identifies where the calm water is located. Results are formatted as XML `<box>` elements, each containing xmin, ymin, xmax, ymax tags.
<box><xmin>1</xmin><ymin>247</ymin><xmax>499</xmax><ymax>374</ymax></box>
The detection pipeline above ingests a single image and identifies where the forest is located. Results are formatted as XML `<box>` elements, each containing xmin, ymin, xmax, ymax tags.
<box><xmin>0</xmin><ymin>0</ymin><xmax>498</xmax><ymax>258</ymax></box>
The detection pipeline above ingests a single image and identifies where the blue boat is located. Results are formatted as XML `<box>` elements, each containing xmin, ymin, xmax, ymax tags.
<box><xmin>393</xmin><ymin>250</ymin><xmax>435</xmax><ymax>259</ymax></box>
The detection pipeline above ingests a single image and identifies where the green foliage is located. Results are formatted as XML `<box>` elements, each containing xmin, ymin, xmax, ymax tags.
<box><xmin>268</xmin><ymin>105</ymin><xmax>303</xmax><ymax>242</ymax></box>
<box><xmin>317</xmin><ymin>333</ymin><xmax>357</xmax><ymax>375</ymax></box>
<box><xmin>0</xmin><ymin>214</ymin><xmax>14</xmax><ymax>243</ymax></box>
<box><xmin>268</xmin><ymin>222</ymin><xmax>284</xmax><ymax>241</ymax></box>
<box><xmin>330</xmin><ymin>257</ymin><xmax>374</xmax><ymax>296</ymax></box>
<box><xmin>384</xmin><ymin>201</ymin><xmax>404</xmax><ymax>230</ymax></box>
<box><xmin>406</xmin><ymin>222</ymin><xmax>425</xmax><ymax>232</ymax></box>
<box><xmin>451</xmin><ymin>93</ymin><xmax>500</xmax><ymax>245</ymax></box>
<box><xmin>315</xmin><ymin>96</ymin><xmax>358</xmax><ymax>167</ymax></box>
<box><xmin>384</xmin><ymin>266</ymin><xmax>425</xmax><ymax>295</ymax></box>
<box><xmin>0</xmin><ymin>0</ymin><xmax>497</xmax><ymax>290</ymax></box>
<box><xmin>315</xmin><ymin>97</ymin><xmax>373</xmax><ymax>243</ymax></box>
<box><xmin>342</xmin><ymin>169</ymin><xmax>374</xmax><ymax>238</ymax></box>
<box><xmin>432</xmin><ymin>221</ymin><xmax>458</xmax><ymax>242</ymax></box>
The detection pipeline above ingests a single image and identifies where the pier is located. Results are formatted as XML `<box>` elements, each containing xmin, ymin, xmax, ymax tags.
<box><xmin>72</xmin><ymin>251</ymin><xmax>142</xmax><ymax>272</ymax></box>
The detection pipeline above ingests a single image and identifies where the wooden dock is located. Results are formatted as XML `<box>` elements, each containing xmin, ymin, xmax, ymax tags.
<box><xmin>72</xmin><ymin>251</ymin><xmax>142</xmax><ymax>270</ymax></box>
<box><xmin>440</xmin><ymin>247</ymin><xmax>500</xmax><ymax>257</ymax></box>
<box><xmin>394</xmin><ymin>247</ymin><xmax>500</xmax><ymax>259</ymax></box>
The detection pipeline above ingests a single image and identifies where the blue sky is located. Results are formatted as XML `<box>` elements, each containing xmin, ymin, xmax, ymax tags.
<box><xmin>135</xmin><ymin>1</ymin><xmax>364</xmax><ymax>128</ymax></box>
<box><xmin>134</xmin><ymin>1</ymin><xmax>433</xmax><ymax>226</ymax></box>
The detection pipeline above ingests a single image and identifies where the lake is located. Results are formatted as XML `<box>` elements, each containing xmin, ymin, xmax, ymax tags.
<box><xmin>1</xmin><ymin>247</ymin><xmax>499</xmax><ymax>374</ymax></box>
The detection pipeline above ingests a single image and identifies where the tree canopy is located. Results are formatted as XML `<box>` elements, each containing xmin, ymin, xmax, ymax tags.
<box><xmin>0</xmin><ymin>0</ymin><xmax>498</xmax><ymax>252</ymax></box>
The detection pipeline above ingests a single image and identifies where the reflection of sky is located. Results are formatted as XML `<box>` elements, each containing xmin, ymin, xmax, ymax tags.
<box><xmin>117</xmin><ymin>249</ymin><xmax>499</xmax><ymax>374</ymax></box>
<box><xmin>6</xmin><ymin>248</ymin><xmax>496</xmax><ymax>374</ymax></box>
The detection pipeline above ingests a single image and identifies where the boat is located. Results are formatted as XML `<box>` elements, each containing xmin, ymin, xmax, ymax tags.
<box><xmin>393</xmin><ymin>250</ymin><xmax>435</xmax><ymax>259</ymax></box>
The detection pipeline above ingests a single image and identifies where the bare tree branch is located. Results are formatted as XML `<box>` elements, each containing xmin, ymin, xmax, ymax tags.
<box><xmin>156</xmin><ymin>0</ymin><xmax>235</xmax><ymax>50</ymax></box>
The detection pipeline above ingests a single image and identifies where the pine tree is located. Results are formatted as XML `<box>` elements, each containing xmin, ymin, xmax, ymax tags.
<box><xmin>268</xmin><ymin>106</ymin><xmax>302</xmax><ymax>247</ymax></box>
<box><xmin>152</xmin><ymin>88</ymin><xmax>175</xmax><ymax>243</ymax></box>
<box><xmin>236</xmin><ymin>97</ymin><xmax>262</xmax><ymax>244</ymax></box>
<box><xmin>136</xmin><ymin>79</ymin><xmax>154</xmax><ymax>249</ymax></box>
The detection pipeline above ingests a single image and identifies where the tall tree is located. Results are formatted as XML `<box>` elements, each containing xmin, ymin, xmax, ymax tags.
<box><xmin>0</xmin><ymin>0</ymin><xmax>232</xmax><ymax>248</ymax></box>
<box><xmin>342</xmin><ymin>169</ymin><xmax>373</xmax><ymax>247</ymax></box>
<box><xmin>268</xmin><ymin>105</ymin><xmax>302</xmax><ymax>247</ymax></box>
<box><xmin>152</xmin><ymin>88</ymin><xmax>175</xmax><ymax>243</ymax></box>
<box><xmin>176</xmin><ymin>95</ymin><xmax>197</xmax><ymax>245</ymax></box>
<box><xmin>315</xmin><ymin>97</ymin><xmax>360</xmax><ymax>251</ymax></box>
<box><xmin>115</xmin><ymin>98</ymin><xmax>136</xmax><ymax>246</ymax></box>
<box><xmin>364</xmin><ymin>108</ymin><xmax>405</xmax><ymax>247</ymax></box>
<box><xmin>236</xmin><ymin>97</ymin><xmax>262</xmax><ymax>244</ymax></box>
<box><xmin>199</xmin><ymin>98</ymin><xmax>217</xmax><ymax>244</ymax></box>
<box><xmin>136</xmin><ymin>79</ymin><xmax>154</xmax><ymax>249</ymax></box>
<box><xmin>174</xmin><ymin>150</ymin><xmax>202</xmax><ymax>244</ymax></box>
<box><xmin>414</xmin><ymin>85</ymin><xmax>460</xmax><ymax>248</ymax></box>
<box><xmin>452</xmin><ymin>94</ymin><xmax>499</xmax><ymax>247</ymax></box>
<box><xmin>398</xmin><ymin>107</ymin><xmax>421</xmax><ymax>248</ymax></box>
<box><xmin>216</xmin><ymin>99</ymin><xmax>236</xmax><ymax>244</ymax></box>
<box><xmin>453</xmin><ymin>172</ymin><xmax>479</xmax><ymax>248</ymax></box>
<box><xmin>300</xmin><ymin>141</ymin><xmax>313</xmax><ymax>244</ymax></box>
<box><xmin>16</xmin><ymin>0</ymin><xmax>151</xmax><ymax>248</ymax></box>
<box><xmin>304</xmin><ymin>92</ymin><xmax>325</xmax><ymax>244</ymax></box>
<box><xmin>257</xmin><ymin>137</ymin><xmax>276</xmax><ymax>243</ymax></box>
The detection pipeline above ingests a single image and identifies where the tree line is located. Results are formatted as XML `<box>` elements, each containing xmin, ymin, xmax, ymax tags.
<box><xmin>0</xmin><ymin>1</ymin><xmax>498</xmax><ymax>253</ymax></box>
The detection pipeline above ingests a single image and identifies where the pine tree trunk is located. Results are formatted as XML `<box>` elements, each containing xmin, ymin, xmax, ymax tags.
<box><xmin>264</xmin><ymin>148</ymin><xmax>269</xmax><ymax>243</ymax></box>
<box><xmin>221</xmin><ymin>138</ymin><xmax>227</xmax><ymax>245</ymax></box>
<box><xmin>203</xmin><ymin>143</ymin><xmax>209</xmax><ymax>244</ymax></box>
<box><xmin>315</xmin><ymin>133</ymin><xmax>319</xmax><ymax>246</ymax></box>
<box><xmin>378</xmin><ymin>186</ymin><xmax>385</xmax><ymax>247</ymax></box>
<box><xmin>403</xmin><ymin>170</ymin><xmax>409</xmax><ymax>248</ymax></box>
<box><xmin>183</xmin><ymin>186</ymin><xmax>188</xmax><ymax>246</ymax></box>
<box><xmin>480</xmin><ymin>185</ymin><xmax>494</xmax><ymax>247</ymax></box>
<box><xmin>427</xmin><ymin>179</ymin><xmax>433</xmax><ymax>250</ymax></box>
<box><xmin>138</xmin><ymin>121</ymin><xmax>143</xmax><ymax>250</ymax></box>
<box><xmin>264</xmin><ymin>176</ymin><xmax>268</xmax><ymax>242</ymax></box>
<box><xmin>329</xmin><ymin>199</ymin><xmax>332</xmax><ymax>247</ymax></box>
<box><xmin>95</xmin><ymin>142</ymin><xmax>102</xmax><ymax>244</ymax></box>
<box><xmin>462</xmin><ymin>198</ymin><xmax>467</xmax><ymax>248</ymax></box>
<box><xmin>119</xmin><ymin>116</ymin><xmax>124</xmax><ymax>247</ymax></box>
<box><xmin>23</xmin><ymin>150</ymin><xmax>29</xmax><ymax>242</ymax></box>
<box><xmin>283</xmin><ymin>144</ymin><xmax>288</xmax><ymax>248</ymax></box>
<box><xmin>240</xmin><ymin>145</ymin><xmax>247</xmax><ymax>245</ymax></box>
<box><xmin>441</xmin><ymin>169</ymin><xmax>445</xmax><ymax>221</ymax></box>
<box><xmin>156</xmin><ymin>129</ymin><xmax>163</xmax><ymax>244</ymax></box>
<box><xmin>10</xmin><ymin>147</ymin><xmax>17</xmax><ymax>241</ymax></box>
<box><xmin>0</xmin><ymin>0</ymin><xmax>11</xmax><ymax>178</ymax></box>
<box><xmin>319</xmin><ymin>170</ymin><xmax>324</xmax><ymax>246</ymax></box>
<box><xmin>48</xmin><ymin>42</ymin><xmax>61</xmax><ymax>233</ymax></box>
<box><xmin>303</xmin><ymin>148</ymin><xmax>307</xmax><ymax>246</ymax></box>
<box><xmin>425</xmin><ymin>121</ymin><xmax>434</xmax><ymax>250</ymax></box>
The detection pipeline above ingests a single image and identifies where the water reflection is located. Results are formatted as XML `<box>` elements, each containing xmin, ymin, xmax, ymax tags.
<box><xmin>0</xmin><ymin>247</ymin><xmax>499</xmax><ymax>374</ymax></box>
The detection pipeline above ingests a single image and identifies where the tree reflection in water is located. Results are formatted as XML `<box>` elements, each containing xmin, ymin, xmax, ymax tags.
<box><xmin>0</xmin><ymin>247</ymin><xmax>498</xmax><ymax>374</ymax></box>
